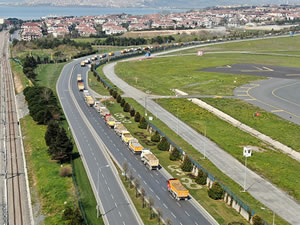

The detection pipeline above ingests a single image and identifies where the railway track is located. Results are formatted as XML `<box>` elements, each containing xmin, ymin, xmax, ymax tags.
<box><xmin>0</xmin><ymin>32</ymin><xmax>25</xmax><ymax>225</ymax></box>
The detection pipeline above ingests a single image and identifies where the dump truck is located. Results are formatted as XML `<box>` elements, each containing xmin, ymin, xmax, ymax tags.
<box><xmin>100</xmin><ymin>107</ymin><xmax>110</xmax><ymax>117</ymax></box>
<box><xmin>106</xmin><ymin>116</ymin><xmax>116</xmax><ymax>128</ymax></box>
<box><xmin>114</xmin><ymin>122</ymin><xmax>128</xmax><ymax>136</ymax></box>
<box><xmin>77</xmin><ymin>74</ymin><xmax>82</xmax><ymax>82</ymax></box>
<box><xmin>108</xmin><ymin>52</ymin><xmax>114</xmax><ymax>56</ymax></box>
<box><xmin>141</xmin><ymin>149</ymin><xmax>159</xmax><ymax>170</ymax></box>
<box><xmin>167</xmin><ymin>178</ymin><xmax>189</xmax><ymax>201</ymax></box>
<box><xmin>128</xmin><ymin>138</ymin><xmax>143</xmax><ymax>155</ymax></box>
<box><xmin>85</xmin><ymin>96</ymin><xmax>95</xmax><ymax>107</ymax></box>
<box><xmin>80</xmin><ymin>61</ymin><xmax>85</xmax><ymax>67</ymax></box>
<box><xmin>121</xmin><ymin>131</ymin><xmax>134</xmax><ymax>145</ymax></box>
<box><xmin>94</xmin><ymin>101</ymin><xmax>101</xmax><ymax>112</ymax></box>
<box><xmin>78</xmin><ymin>81</ymin><xmax>84</xmax><ymax>91</ymax></box>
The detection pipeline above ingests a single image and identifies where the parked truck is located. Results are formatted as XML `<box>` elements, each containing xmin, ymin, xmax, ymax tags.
<box><xmin>114</xmin><ymin>122</ymin><xmax>128</xmax><ymax>136</ymax></box>
<box><xmin>121</xmin><ymin>131</ymin><xmax>134</xmax><ymax>145</ymax></box>
<box><xmin>104</xmin><ymin>114</ymin><xmax>116</xmax><ymax>128</ymax></box>
<box><xmin>100</xmin><ymin>107</ymin><xmax>110</xmax><ymax>117</ymax></box>
<box><xmin>141</xmin><ymin>149</ymin><xmax>159</xmax><ymax>170</ymax></box>
<box><xmin>78</xmin><ymin>81</ymin><xmax>84</xmax><ymax>91</ymax></box>
<box><xmin>128</xmin><ymin>138</ymin><xmax>143</xmax><ymax>155</ymax></box>
<box><xmin>108</xmin><ymin>52</ymin><xmax>114</xmax><ymax>56</ymax></box>
<box><xmin>167</xmin><ymin>178</ymin><xmax>189</xmax><ymax>201</ymax></box>
<box><xmin>85</xmin><ymin>96</ymin><xmax>95</xmax><ymax>107</ymax></box>
<box><xmin>77</xmin><ymin>74</ymin><xmax>82</xmax><ymax>82</ymax></box>
<box><xmin>80</xmin><ymin>61</ymin><xmax>85</xmax><ymax>67</ymax></box>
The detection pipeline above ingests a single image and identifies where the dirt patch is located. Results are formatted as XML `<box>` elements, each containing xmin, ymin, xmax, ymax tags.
<box><xmin>13</xmin><ymin>72</ymin><xmax>24</xmax><ymax>93</ymax></box>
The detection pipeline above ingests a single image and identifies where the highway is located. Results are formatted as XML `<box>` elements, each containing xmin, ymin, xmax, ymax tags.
<box><xmin>57</xmin><ymin>61</ymin><xmax>142</xmax><ymax>225</ymax></box>
<box><xmin>102</xmin><ymin>59</ymin><xmax>300</xmax><ymax>224</ymax></box>
<box><xmin>57</xmin><ymin>59</ymin><xmax>218</xmax><ymax>225</ymax></box>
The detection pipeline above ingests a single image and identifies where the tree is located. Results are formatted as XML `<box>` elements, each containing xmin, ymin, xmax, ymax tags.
<box><xmin>134</xmin><ymin>112</ymin><xmax>141</xmax><ymax>122</ymax></box>
<box><xmin>120</xmin><ymin>98</ymin><xmax>126</xmax><ymax>107</ymax></box>
<box><xmin>62</xmin><ymin>206</ymin><xmax>84</xmax><ymax>225</ymax></box>
<box><xmin>252</xmin><ymin>215</ymin><xmax>264</xmax><ymax>225</ymax></box>
<box><xmin>129</xmin><ymin>108</ymin><xmax>135</xmax><ymax>117</ymax></box>
<box><xmin>208</xmin><ymin>181</ymin><xmax>224</xmax><ymax>200</ymax></box>
<box><xmin>157</xmin><ymin>136</ymin><xmax>169</xmax><ymax>151</ymax></box>
<box><xmin>141</xmin><ymin>187</ymin><xmax>146</xmax><ymax>208</ymax></box>
<box><xmin>134</xmin><ymin>178</ymin><xmax>140</xmax><ymax>198</ymax></box>
<box><xmin>195</xmin><ymin>169</ymin><xmax>207</xmax><ymax>185</ymax></box>
<box><xmin>45</xmin><ymin>120</ymin><xmax>59</xmax><ymax>146</ymax></box>
<box><xmin>122</xmin><ymin>161</ymin><xmax>128</xmax><ymax>180</ymax></box>
<box><xmin>116</xmin><ymin>94</ymin><xmax>122</xmax><ymax>103</ymax></box>
<box><xmin>138</xmin><ymin>117</ymin><xmax>147</xmax><ymax>129</ymax></box>
<box><xmin>150</xmin><ymin>131</ymin><xmax>160</xmax><ymax>142</ymax></box>
<box><xmin>169</xmin><ymin>147</ymin><xmax>181</xmax><ymax>161</ymax></box>
<box><xmin>123</xmin><ymin>103</ymin><xmax>130</xmax><ymax>112</ymax></box>
<box><xmin>112</xmin><ymin>90</ymin><xmax>118</xmax><ymax>99</ymax></box>
<box><xmin>156</xmin><ymin>208</ymin><xmax>163</xmax><ymax>225</ymax></box>
<box><xmin>181</xmin><ymin>155</ymin><xmax>193</xmax><ymax>172</ymax></box>
<box><xmin>148</xmin><ymin>196</ymin><xmax>154</xmax><ymax>219</ymax></box>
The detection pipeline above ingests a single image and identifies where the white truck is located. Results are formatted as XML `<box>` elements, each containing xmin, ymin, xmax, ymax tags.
<box><xmin>141</xmin><ymin>149</ymin><xmax>159</xmax><ymax>170</ymax></box>
<box><xmin>114</xmin><ymin>122</ymin><xmax>128</xmax><ymax>136</ymax></box>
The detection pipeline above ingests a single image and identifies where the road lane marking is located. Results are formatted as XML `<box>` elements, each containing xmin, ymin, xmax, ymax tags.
<box><xmin>150</xmin><ymin>174</ymin><xmax>153</xmax><ymax>177</ymax></box>
<box><xmin>163</xmin><ymin>203</ymin><xmax>168</xmax><ymax>209</ymax></box>
<box><xmin>171</xmin><ymin>212</ymin><xmax>176</xmax><ymax>218</ymax></box>
<box><xmin>185</xmin><ymin>211</ymin><xmax>190</xmax><ymax>216</ymax></box>
<box><xmin>138</xmin><ymin>174</ymin><xmax>141</xmax><ymax>178</ymax></box>
<box><xmin>122</xmin><ymin>221</ymin><xmax>125</xmax><ymax>225</ymax></box>
<box><xmin>162</xmin><ymin>187</ymin><xmax>166</xmax><ymax>191</ymax></box>
<box><xmin>149</xmin><ymin>187</ymin><xmax>153</xmax><ymax>192</ymax></box>
<box><xmin>156</xmin><ymin>195</ymin><xmax>160</xmax><ymax>200</ymax></box>
<box><xmin>143</xmin><ymin>181</ymin><xmax>147</xmax><ymax>185</ymax></box>
<box><xmin>155</xmin><ymin>180</ymin><xmax>159</xmax><ymax>184</ymax></box>
<box><xmin>286</xmin><ymin>74</ymin><xmax>300</xmax><ymax>76</ymax></box>
<box><xmin>119</xmin><ymin>211</ymin><xmax>122</xmax><ymax>217</ymax></box>
<box><xmin>272</xmin><ymin>81</ymin><xmax>300</xmax><ymax>107</ymax></box>
<box><xmin>271</xmin><ymin>109</ymin><xmax>284</xmax><ymax>113</ymax></box>
<box><xmin>176</xmin><ymin>202</ymin><xmax>181</xmax><ymax>207</ymax></box>
<box><xmin>104</xmin><ymin>180</ymin><xmax>107</xmax><ymax>185</ymax></box>
<box><xmin>237</xmin><ymin>94</ymin><xmax>249</xmax><ymax>97</ymax></box>
<box><xmin>111</xmin><ymin>194</ymin><xmax>114</xmax><ymax>200</ymax></box>
<box><xmin>108</xmin><ymin>187</ymin><xmax>110</xmax><ymax>192</ymax></box>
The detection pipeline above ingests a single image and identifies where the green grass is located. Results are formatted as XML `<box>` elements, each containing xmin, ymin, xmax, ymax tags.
<box><xmin>202</xmin><ymin>98</ymin><xmax>300</xmax><ymax>152</ymax></box>
<box><xmin>10</xmin><ymin>59</ymin><xmax>31</xmax><ymax>93</ymax></box>
<box><xmin>87</xmin><ymin>71</ymin><xmax>110</xmax><ymax>96</ymax></box>
<box><xmin>156</xmin><ymin>98</ymin><xmax>300</xmax><ymax>201</ymax></box>
<box><xmin>104</xmin><ymin>98</ymin><xmax>288</xmax><ymax>225</ymax></box>
<box><xmin>21</xmin><ymin>115</ymin><xmax>74</xmax><ymax>224</ymax></box>
<box><xmin>177</xmin><ymin>35</ymin><xmax>300</xmax><ymax>54</ymax></box>
<box><xmin>35</xmin><ymin>63</ymin><xmax>66</xmax><ymax>93</ymax></box>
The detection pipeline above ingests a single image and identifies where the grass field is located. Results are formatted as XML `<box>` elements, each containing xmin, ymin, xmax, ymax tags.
<box><xmin>10</xmin><ymin>59</ymin><xmax>31</xmax><ymax>93</ymax></box>
<box><xmin>177</xmin><ymin>35</ymin><xmax>300</xmax><ymax>54</ymax></box>
<box><xmin>102</xmin><ymin>97</ymin><xmax>288</xmax><ymax>225</ymax></box>
<box><xmin>156</xmin><ymin>98</ymin><xmax>300</xmax><ymax>201</ymax></box>
<box><xmin>87</xmin><ymin>71</ymin><xmax>110</xmax><ymax>96</ymax></box>
<box><xmin>202</xmin><ymin>98</ymin><xmax>300</xmax><ymax>152</ymax></box>
<box><xmin>21</xmin><ymin>116</ymin><xmax>74</xmax><ymax>224</ymax></box>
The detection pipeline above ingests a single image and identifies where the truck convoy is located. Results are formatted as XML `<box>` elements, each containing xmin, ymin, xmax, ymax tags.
<box><xmin>128</xmin><ymin>138</ymin><xmax>144</xmax><ymax>155</ymax></box>
<box><xmin>121</xmin><ymin>131</ymin><xmax>134</xmax><ymax>145</ymax></box>
<box><xmin>141</xmin><ymin>149</ymin><xmax>159</xmax><ymax>170</ymax></box>
<box><xmin>114</xmin><ymin>122</ymin><xmax>128</xmax><ymax>136</ymax></box>
<box><xmin>85</xmin><ymin>96</ymin><xmax>95</xmax><ymax>107</ymax></box>
<box><xmin>167</xmin><ymin>178</ymin><xmax>189</xmax><ymax>201</ymax></box>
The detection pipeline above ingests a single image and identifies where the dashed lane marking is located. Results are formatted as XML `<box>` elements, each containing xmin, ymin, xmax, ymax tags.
<box><xmin>149</xmin><ymin>188</ymin><xmax>154</xmax><ymax>192</ymax></box>
<box><xmin>176</xmin><ymin>202</ymin><xmax>181</xmax><ymax>207</ymax></box>
<box><xmin>185</xmin><ymin>211</ymin><xmax>190</xmax><ymax>216</ymax></box>
<box><xmin>156</xmin><ymin>195</ymin><xmax>160</xmax><ymax>200</ymax></box>
<box><xmin>171</xmin><ymin>212</ymin><xmax>176</xmax><ymax>218</ymax></box>
<box><xmin>111</xmin><ymin>194</ymin><xmax>114</xmax><ymax>200</ymax></box>
<box><xmin>119</xmin><ymin>211</ymin><xmax>122</xmax><ymax>217</ymax></box>
<box><xmin>271</xmin><ymin>109</ymin><xmax>284</xmax><ymax>113</ymax></box>
<box><xmin>163</xmin><ymin>203</ymin><xmax>168</xmax><ymax>209</ymax></box>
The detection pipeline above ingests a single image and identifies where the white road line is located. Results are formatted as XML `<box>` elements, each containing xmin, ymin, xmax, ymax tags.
<box><xmin>96</xmin><ymin>162</ymin><xmax>99</xmax><ymax>166</ymax></box>
<box><xmin>111</xmin><ymin>194</ymin><xmax>114</xmax><ymax>200</ymax></box>
<box><xmin>115</xmin><ymin>202</ymin><xmax>118</xmax><ymax>208</ymax></box>
<box><xmin>119</xmin><ymin>211</ymin><xmax>122</xmax><ymax>217</ymax></box>
<box><xmin>162</xmin><ymin>187</ymin><xmax>166</xmax><ymax>191</ymax></box>
<box><xmin>185</xmin><ymin>211</ymin><xmax>190</xmax><ymax>217</ymax></box>
<box><xmin>101</xmin><ymin>174</ymin><xmax>104</xmax><ymax>178</ymax></box>
<box><xmin>122</xmin><ymin>221</ymin><xmax>126</xmax><ymax>225</ymax></box>
<box><xmin>150</xmin><ymin>174</ymin><xmax>153</xmax><ymax>177</ymax></box>
<box><xmin>108</xmin><ymin>187</ymin><xmax>111</xmax><ymax>192</ymax></box>
<box><xmin>176</xmin><ymin>202</ymin><xmax>181</xmax><ymax>207</ymax></box>
<box><xmin>149</xmin><ymin>187</ymin><xmax>154</xmax><ymax>192</ymax></box>
<box><xmin>132</xmin><ymin>168</ymin><xmax>136</xmax><ymax>172</ymax></box>
<box><xmin>163</xmin><ymin>203</ymin><xmax>168</xmax><ymax>209</ymax></box>
<box><xmin>180</xmin><ymin>222</ymin><xmax>183</xmax><ymax>225</ymax></box>
<box><xmin>138</xmin><ymin>174</ymin><xmax>141</xmax><ymax>178</ymax></box>
<box><xmin>155</xmin><ymin>179</ymin><xmax>159</xmax><ymax>184</ymax></box>
<box><xmin>104</xmin><ymin>180</ymin><xmax>107</xmax><ymax>185</ymax></box>
<box><xmin>195</xmin><ymin>221</ymin><xmax>199</xmax><ymax>225</ymax></box>
<box><xmin>143</xmin><ymin>180</ymin><xmax>147</xmax><ymax>185</ymax></box>
<box><xmin>171</xmin><ymin>212</ymin><xmax>176</xmax><ymax>218</ymax></box>
<box><xmin>156</xmin><ymin>195</ymin><xmax>160</xmax><ymax>200</ymax></box>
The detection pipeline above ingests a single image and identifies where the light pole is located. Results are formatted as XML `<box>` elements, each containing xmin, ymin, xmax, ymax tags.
<box><xmin>97</xmin><ymin>164</ymin><xmax>110</xmax><ymax>218</ymax></box>
<box><xmin>242</xmin><ymin>147</ymin><xmax>252</xmax><ymax>192</ymax></box>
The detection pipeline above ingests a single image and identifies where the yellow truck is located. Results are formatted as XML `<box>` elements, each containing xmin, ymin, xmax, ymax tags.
<box><xmin>121</xmin><ymin>131</ymin><xmax>134</xmax><ymax>145</ymax></box>
<box><xmin>141</xmin><ymin>149</ymin><xmax>159</xmax><ymax>170</ymax></box>
<box><xmin>129</xmin><ymin>138</ymin><xmax>143</xmax><ymax>155</ymax></box>
<box><xmin>108</xmin><ymin>52</ymin><xmax>114</xmax><ymax>56</ymax></box>
<box><xmin>85</xmin><ymin>96</ymin><xmax>95</xmax><ymax>107</ymax></box>
<box><xmin>167</xmin><ymin>178</ymin><xmax>189</xmax><ymax>201</ymax></box>
<box><xmin>105</xmin><ymin>115</ymin><xmax>116</xmax><ymax>128</ymax></box>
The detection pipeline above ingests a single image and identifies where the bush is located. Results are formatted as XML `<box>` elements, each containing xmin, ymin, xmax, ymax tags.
<box><xmin>138</xmin><ymin>117</ymin><xmax>148</xmax><ymax>129</ymax></box>
<box><xmin>59</xmin><ymin>166</ymin><xmax>72</xmax><ymax>177</ymax></box>
<box><xmin>130</xmin><ymin>108</ymin><xmax>135</xmax><ymax>117</ymax></box>
<box><xmin>124</xmin><ymin>103</ymin><xmax>130</xmax><ymax>112</ymax></box>
<box><xmin>252</xmin><ymin>215</ymin><xmax>264</xmax><ymax>225</ymax></box>
<box><xmin>169</xmin><ymin>147</ymin><xmax>181</xmax><ymax>161</ymax></box>
<box><xmin>134</xmin><ymin>112</ymin><xmax>141</xmax><ymax>122</ymax></box>
<box><xmin>109</xmin><ymin>88</ymin><xmax>114</xmax><ymax>96</ymax></box>
<box><xmin>157</xmin><ymin>136</ymin><xmax>169</xmax><ymax>151</ymax></box>
<box><xmin>120</xmin><ymin>98</ymin><xmax>126</xmax><ymax>107</ymax></box>
<box><xmin>62</xmin><ymin>206</ymin><xmax>84</xmax><ymax>225</ymax></box>
<box><xmin>112</xmin><ymin>90</ymin><xmax>118</xmax><ymax>99</ymax></box>
<box><xmin>151</xmin><ymin>131</ymin><xmax>160</xmax><ymax>142</ymax></box>
<box><xmin>116</xmin><ymin>94</ymin><xmax>122</xmax><ymax>103</ymax></box>
<box><xmin>208</xmin><ymin>181</ymin><xmax>224</xmax><ymax>200</ymax></box>
<box><xmin>181</xmin><ymin>155</ymin><xmax>193</xmax><ymax>172</ymax></box>
<box><xmin>195</xmin><ymin>169</ymin><xmax>207</xmax><ymax>185</ymax></box>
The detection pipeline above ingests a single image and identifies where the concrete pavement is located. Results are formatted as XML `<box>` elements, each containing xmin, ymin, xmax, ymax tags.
<box><xmin>102</xmin><ymin>61</ymin><xmax>300</xmax><ymax>225</ymax></box>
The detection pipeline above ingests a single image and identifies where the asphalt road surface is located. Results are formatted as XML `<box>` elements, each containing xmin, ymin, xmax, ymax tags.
<box><xmin>57</xmin><ymin>60</ymin><xmax>142</xmax><ymax>225</ymax></box>
<box><xmin>102</xmin><ymin>60</ymin><xmax>300</xmax><ymax>225</ymax></box>
<box><xmin>200</xmin><ymin>64</ymin><xmax>300</xmax><ymax>80</ymax></box>
<box><xmin>235</xmin><ymin>78</ymin><xmax>300</xmax><ymax>125</ymax></box>
<box><xmin>58</xmin><ymin>60</ymin><xmax>217</xmax><ymax>225</ymax></box>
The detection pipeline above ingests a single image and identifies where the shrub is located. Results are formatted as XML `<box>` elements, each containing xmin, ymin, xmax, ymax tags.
<box><xmin>109</xmin><ymin>88</ymin><xmax>114</xmax><ymax>96</ymax></box>
<box><xmin>252</xmin><ymin>215</ymin><xmax>264</xmax><ymax>225</ymax></box>
<box><xmin>157</xmin><ymin>136</ymin><xmax>169</xmax><ymax>151</ymax></box>
<box><xmin>116</xmin><ymin>94</ymin><xmax>122</xmax><ymax>103</ymax></box>
<box><xmin>124</xmin><ymin>103</ymin><xmax>130</xmax><ymax>112</ymax></box>
<box><xmin>181</xmin><ymin>155</ymin><xmax>193</xmax><ymax>172</ymax></box>
<box><xmin>59</xmin><ymin>166</ymin><xmax>72</xmax><ymax>177</ymax></box>
<box><xmin>169</xmin><ymin>147</ymin><xmax>181</xmax><ymax>161</ymax></box>
<box><xmin>112</xmin><ymin>90</ymin><xmax>118</xmax><ymax>99</ymax></box>
<box><xmin>120</xmin><ymin>98</ymin><xmax>126</xmax><ymax>107</ymax></box>
<box><xmin>138</xmin><ymin>117</ymin><xmax>148</xmax><ymax>129</ymax></box>
<box><xmin>130</xmin><ymin>108</ymin><xmax>135</xmax><ymax>117</ymax></box>
<box><xmin>195</xmin><ymin>169</ymin><xmax>207</xmax><ymax>185</ymax></box>
<box><xmin>151</xmin><ymin>131</ymin><xmax>160</xmax><ymax>142</ymax></box>
<box><xmin>208</xmin><ymin>181</ymin><xmax>224</xmax><ymax>200</ymax></box>
<box><xmin>134</xmin><ymin>112</ymin><xmax>141</xmax><ymax>122</ymax></box>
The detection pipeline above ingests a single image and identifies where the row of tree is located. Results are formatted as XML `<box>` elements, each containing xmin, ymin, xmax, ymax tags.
<box><xmin>33</xmin><ymin>37</ymin><xmax>92</xmax><ymax>50</ymax></box>
<box><xmin>23</xmin><ymin>56</ymin><xmax>38</xmax><ymax>80</ymax></box>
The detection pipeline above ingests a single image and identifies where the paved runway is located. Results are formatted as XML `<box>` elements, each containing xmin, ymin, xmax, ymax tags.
<box><xmin>200</xmin><ymin>64</ymin><xmax>300</xmax><ymax>80</ymax></box>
